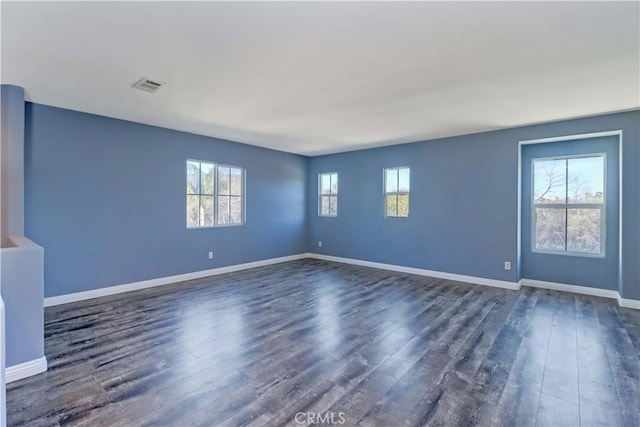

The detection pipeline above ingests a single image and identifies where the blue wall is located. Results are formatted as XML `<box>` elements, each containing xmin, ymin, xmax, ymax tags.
<box><xmin>23</xmin><ymin>103</ymin><xmax>639</xmax><ymax>301</ymax></box>
<box><xmin>1</xmin><ymin>85</ymin><xmax>44</xmax><ymax>368</ymax></box>
<box><xmin>307</xmin><ymin>110</ymin><xmax>639</xmax><ymax>300</ymax></box>
<box><xmin>521</xmin><ymin>136</ymin><xmax>619</xmax><ymax>291</ymax></box>
<box><xmin>25</xmin><ymin>103</ymin><xmax>308</xmax><ymax>298</ymax></box>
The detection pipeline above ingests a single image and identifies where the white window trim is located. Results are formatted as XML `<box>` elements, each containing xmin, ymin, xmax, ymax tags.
<box><xmin>186</xmin><ymin>159</ymin><xmax>215</xmax><ymax>229</ymax></box>
<box><xmin>186</xmin><ymin>159</ymin><xmax>245</xmax><ymax>229</ymax></box>
<box><xmin>214</xmin><ymin>164</ymin><xmax>246</xmax><ymax>227</ymax></box>
<box><xmin>531</xmin><ymin>153</ymin><xmax>606</xmax><ymax>258</ymax></box>
<box><xmin>318</xmin><ymin>172</ymin><xmax>338</xmax><ymax>217</ymax></box>
<box><xmin>384</xmin><ymin>166</ymin><xmax>410</xmax><ymax>219</ymax></box>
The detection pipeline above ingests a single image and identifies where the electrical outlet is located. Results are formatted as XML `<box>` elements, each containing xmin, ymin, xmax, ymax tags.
<box><xmin>208</xmin><ymin>251</ymin><xmax>214</xmax><ymax>259</ymax></box>
<box><xmin>504</xmin><ymin>261</ymin><xmax>511</xmax><ymax>270</ymax></box>
<box><xmin>318</xmin><ymin>241</ymin><xmax>323</xmax><ymax>247</ymax></box>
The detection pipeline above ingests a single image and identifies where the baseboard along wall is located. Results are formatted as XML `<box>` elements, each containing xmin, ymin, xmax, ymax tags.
<box><xmin>43</xmin><ymin>253</ymin><xmax>311</xmax><ymax>307</ymax></box>
<box><xmin>43</xmin><ymin>252</ymin><xmax>639</xmax><ymax>310</ymax></box>
<box><xmin>6</xmin><ymin>356</ymin><xmax>47</xmax><ymax>383</ymax></box>
<box><xmin>308</xmin><ymin>253</ymin><xmax>521</xmax><ymax>290</ymax></box>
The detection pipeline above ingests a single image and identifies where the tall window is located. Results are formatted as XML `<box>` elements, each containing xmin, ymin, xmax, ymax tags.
<box><xmin>532</xmin><ymin>154</ymin><xmax>605</xmax><ymax>256</ymax></box>
<box><xmin>216</xmin><ymin>165</ymin><xmax>244</xmax><ymax>225</ymax></box>
<box><xmin>187</xmin><ymin>160</ymin><xmax>215</xmax><ymax>227</ymax></box>
<box><xmin>187</xmin><ymin>160</ymin><xmax>244</xmax><ymax>228</ymax></box>
<box><xmin>319</xmin><ymin>172</ymin><xmax>338</xmax><ymax>216</ymax></box>
<box><xmin>384</xmin><ymin>167</ymin><xmax>410</xmax><ymax>218</ymax></box>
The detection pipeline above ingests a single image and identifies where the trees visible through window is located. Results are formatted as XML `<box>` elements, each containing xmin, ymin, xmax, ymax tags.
<box><xmin>385</xmin><ymin>167</ymin><xmax>410</xmax><ymax>218</ymax></box>
<box><xmin>187</xmin><ymin>160</ymin><xmax>214</xmax><ymax>227</ymax></box>
<box><xmin>217</xmin><ymin>165</ymin><xmax>244</xmax><ymax>225</ymax></box>
<box><xmin>187</xmin><ymin>160</ymin><xmax>244</xmax><ymax>228</ymax></box>
<box><xmin>319</xmin><ymin>172</ymin><xmax>338</xmax><ymax>216</ymax></box>
<box><xmin>533</xmin><ymin>154</ymin><xmax>605</xmax><ymax>255</ymax></box>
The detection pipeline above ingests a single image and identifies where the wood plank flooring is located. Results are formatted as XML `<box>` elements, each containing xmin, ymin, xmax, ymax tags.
<box><xmin>6</xmin><ymin>259</ymin><xmax>640</xmax><ymax>426</ymax></box>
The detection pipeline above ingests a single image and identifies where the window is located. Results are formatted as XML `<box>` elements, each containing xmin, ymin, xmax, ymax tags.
<box><xmin>187</xmin><ymin>160</ymin><xmax>244</xmax><ymax>228</ymax></box>
<box><xmin>532</xmin><ymin>154</ymin><xmax>605</xmax><ymax>256</ymax></box>
<box><xmin>216</xmin><ymin>165</ymin><xmax>244</xmax><ymax>225</ymax></box>
<box><xmin>187</xmin><ymin>160</ymin><xmax>214</xmax><ymax>227</ymax></box>
<box><xmin>384</xmin><ymin>167</ymin><xmax>410</xmax><ymax>218</ymax></box>
<box><xmin>319</xmin><ymin>172</ymin><xmax>338</xmax><ymax>216</ymax></box>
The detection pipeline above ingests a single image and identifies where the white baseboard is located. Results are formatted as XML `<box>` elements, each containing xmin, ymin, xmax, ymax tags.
<box><xmin>6</xmin><ymin>356</ymin><xmax>47</xmax><ymax>383</ymax></box>
<box><xmin>308</xmin><ymin>254</ymin><xmax>639</xmax><ymax>310</ymax></box>
<box><xmin>43</xmin><ymin>252</ymin><xmax>639</xmax><ymax>311</ymax></box>
<box><xmin>618</xmin><ymin>295</ymin><xmax>640</xmax><ymax>310</ymax></box>
<box><xmin>308</xmin><ymin>253</ymin><xmax>521</xmax><ymax>291</ymax></box>
<box><xmin>44</xmin><ymin>253</ymin><xmax>311</xmax><ymax>307</ymax></box>
<box><xmin>520</xmin><ymin>278</ymin><xmax>619</xmax><ymax>299</ymax></box>
<box><xmin>521</xmin><ymin>278</ymin><xmax>639</xmax><ymax>310</ymax></box>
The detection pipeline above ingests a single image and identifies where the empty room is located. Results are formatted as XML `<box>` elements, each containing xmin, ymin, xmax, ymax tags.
<box><xmin>1</xmin><ymin>1</ymin><xmax>639</xmax><ymax>426</ymax></box>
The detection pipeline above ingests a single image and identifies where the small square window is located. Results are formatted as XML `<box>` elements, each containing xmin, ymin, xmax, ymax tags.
<box><xmin>187</xmin><ymin>160</ymin><xmax>244</xmax><ymax>228</ymax></box>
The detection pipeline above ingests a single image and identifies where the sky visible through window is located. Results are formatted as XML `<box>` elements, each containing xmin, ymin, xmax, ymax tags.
<box><xmin>534</xmin><ymin>156</ymin><xmax>604</xmax><ymax>204</ymax></box>
<box><xmin>533</xmin><ymin>155</ymin><xmax>605</xmax><ymax>255</ymax></box>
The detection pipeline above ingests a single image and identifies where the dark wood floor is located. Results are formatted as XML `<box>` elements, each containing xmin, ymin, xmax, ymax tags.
<box><xmin>6</xmin><ymin>259</ymin><xmax>640</xmax><ymax>426</ymax></box>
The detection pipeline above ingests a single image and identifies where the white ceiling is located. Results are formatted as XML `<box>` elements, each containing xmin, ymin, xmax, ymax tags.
<box><xmin>1</xmin><ymin>2</ymin><xmax>638</xmax><ymax>156</ymax></box>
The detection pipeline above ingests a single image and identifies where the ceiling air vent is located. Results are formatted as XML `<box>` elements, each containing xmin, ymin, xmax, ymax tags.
<box><xmin>132</xmin><ymin>77</ymin><xmax>165</xmax><ymax>93</ymax></box>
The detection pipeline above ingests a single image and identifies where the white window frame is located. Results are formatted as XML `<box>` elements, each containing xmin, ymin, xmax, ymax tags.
<box><xmin>531</xmin><ymin>153</ymin><xmax>606</xmax><ymax>257</ymax></box>
<box><xmin>318</xmin><ymin>172</ymin><xmax>338</xmax><ymax>217</ymax></box>
<box><xmin>186</xmin><ymin>159</ymin><xmax>215</xmax><ymax>228</ymax></box>
<box><xmin>186</xmin><ymin>159</ymin><xmax>245</xmax><ymax>228</ymax></box>
<box><xmin>215</xmin><ymin>164</ymin><xmax>246</xmax><ymax>227</ymax></box>
<box><xmin>384</xmin><ymin>167</ymin><xmax>410</xmax><ymax>219</ymax></box>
